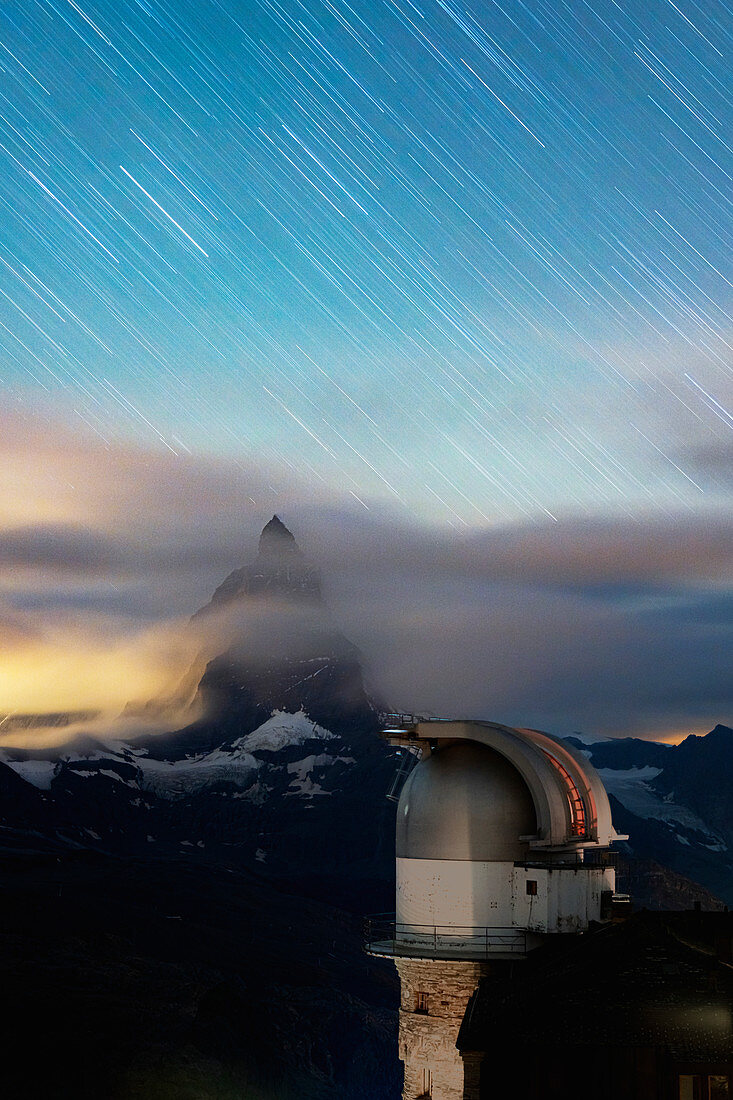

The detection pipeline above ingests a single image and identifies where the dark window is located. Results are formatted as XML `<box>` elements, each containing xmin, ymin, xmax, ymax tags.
<box><xmin>679</xmin><ymin>1076</ymin><xmax>702</xmax><ymax>1100</ymax></box>
<box><xmin>679</xmin><ymin>1075</ymin><xmax>730</xmax><ymax>1100</ymax></box>
<box><xmin>526</xmin><ymin>880</ymin><xmax>538</xmax><ymax>896</ymax></box>
<box><xmin>415</xmin><ymin>991</ymin><xmax>429</xmax><ymax>1014</ymax></box>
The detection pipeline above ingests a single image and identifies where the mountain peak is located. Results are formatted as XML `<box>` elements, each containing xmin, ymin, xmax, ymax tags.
<box><xmin>258</xmin><ymin>515</ymin><xmax>299</xmax><ymax>557</ymax></box>
<box><xmin>249</xmin><ymin>514</ymin><xmax>320</xmax><ymax>600</ymax></box>
<box><xmin>196</xmin><ymin>517</ymin><xmax>321</xmax><ymax>615</ymax></box>
<box><xmin>678</xmin><ymin>724</ymin><xmax>733</xmax><ymax>752</ymax></box>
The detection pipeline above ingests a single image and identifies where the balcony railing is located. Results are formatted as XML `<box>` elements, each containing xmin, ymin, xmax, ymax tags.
<box><xmin>365</xmin><ymin>916</ymin><xmax>527</xmax><ymax>960</ymax></box>
<box><xmin>514</xmin><ymin>848</ymin><xmax>618</xmax><ymax>869</ymax></box>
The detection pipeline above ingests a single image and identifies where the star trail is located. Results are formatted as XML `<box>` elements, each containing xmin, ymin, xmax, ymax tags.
<box><xmin>0</xmin><ymin>0</ymin><xmax>731</xmax><ymax>524</ymax></box>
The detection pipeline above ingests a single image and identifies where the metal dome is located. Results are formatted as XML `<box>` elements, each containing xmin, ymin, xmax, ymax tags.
<box><xmin>397</xmin><ymin>740</ymin><xmax>537</xmax><ymax>862</ymax></box>
<box><xmin>387</xmin><ymin>719</ymin><xmax>626</xmax><ymax>851</ymax></box>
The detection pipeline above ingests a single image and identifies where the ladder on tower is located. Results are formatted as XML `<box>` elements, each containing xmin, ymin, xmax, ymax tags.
<box><xmin>386</xmin><ymin>747</ymin><xmax>420</xmax><ymax>802</ymax></box>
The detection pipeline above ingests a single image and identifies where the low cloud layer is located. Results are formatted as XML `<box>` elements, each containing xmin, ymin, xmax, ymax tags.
<box><xmin>1</xmin><ymin>409</ymin><xmax>730</xmax><ymax>745</ymax></box>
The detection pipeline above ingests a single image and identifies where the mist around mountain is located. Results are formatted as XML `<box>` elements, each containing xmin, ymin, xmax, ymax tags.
<box><xmin>0</xmin><ymin>517</ymin><xmax>403</xmax><ymax>1098</ymax></box>
<box><xmin>1</xmin><ymin>517</ymin><xmax>729</xmax><ymax>913</ymax></box>
<box><xmin>1</xmin><ymin>517</ymin><xmax>398</xmax><ymax>903</ymax></box>
<box><xmin>0</xmin><ymin>515</ymin><xmax>730</xmax><ymax>1095</ymax></box>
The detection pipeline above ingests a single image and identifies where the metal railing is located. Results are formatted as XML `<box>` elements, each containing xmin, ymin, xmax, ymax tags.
<box><xmin>365</xmin><ymin>916</ymin><xmax>527</xmax><ymax>959</ymax></box>
<box><xmin>514</xmin><ymin>849</ymin><xmax>618</xmax><ymax>869</ymax></box>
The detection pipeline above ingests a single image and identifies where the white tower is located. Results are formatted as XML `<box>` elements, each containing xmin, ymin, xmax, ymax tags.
<box><xmin>368</xmin><ymin>718</ymin><xmax>626</xmax><ymax>1100</ymax></box>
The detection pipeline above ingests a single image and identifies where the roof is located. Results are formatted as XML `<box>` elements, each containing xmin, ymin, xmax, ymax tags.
<box><xmin>396</xmin><ymin>740</ymin><xmax>537</xmax><ymax>862</ymax></box>
<box><xmin>386</xmin><ymin>719</ymin><xmax>625</xmax><ymax>851</ymax></box>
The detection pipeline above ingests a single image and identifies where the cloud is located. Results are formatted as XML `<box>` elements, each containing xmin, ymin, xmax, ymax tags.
<box><xmin>310</xmin><ymin>511</ymin><xmax>732</xmax><ymax>592</ymax></box>
<box><xmin>681</xmin><ymin>438</ymin><xmax>733</xmax><ymax>488</ymax></box>
<box><xmin>0</xmin><ymin>409</ymin><xmax>730</xmax><ymax>744</ymax></box>
<box><xmin>0</xmin><ymin>601</ymin><xmax>202</xmax><ymax>720</ymax></box>
<box><xmin>332</xmin><ymin>573</ymin><xmax>731</xmax><ymax>741</ymax></box>
<box><xmin>0</xmin><ymin>524</ymin><xmax>114</xmax><ymax>574</ymax></box>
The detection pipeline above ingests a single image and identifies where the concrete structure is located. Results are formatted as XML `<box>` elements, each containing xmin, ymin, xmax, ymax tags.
<box><xmin>370</xmin><ymin>717</ymin><xmax>626</xmax><ymax>1099</ymax></box>
<box><xmin>457</xmin><ymin>910</ymin><xmax>733</xmax><ymax>1100</ymax></box>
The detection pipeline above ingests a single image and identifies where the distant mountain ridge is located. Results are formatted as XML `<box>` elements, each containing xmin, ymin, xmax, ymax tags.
<box><xmin>0</xmin><ymin>517</ymin><xmax>730</xmax><ymax>913</ymax></box>
<box><xmin>567</xmin><ymin>726</ymin><xmax>733</xmax><ymax>906</ymax></box>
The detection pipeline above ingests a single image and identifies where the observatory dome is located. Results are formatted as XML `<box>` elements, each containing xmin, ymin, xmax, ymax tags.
<box><xmin>397</xmin><ymin>740</ymin><xmax>537</xmax><ymax>862</ymax></box>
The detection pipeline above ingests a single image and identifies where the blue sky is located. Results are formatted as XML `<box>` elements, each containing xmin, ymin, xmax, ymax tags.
<box><xmin>0</xmin><ymin>1</ymin><xmax>730</xmax><ymax>740</ymax></box>
<box><xmin>1</xmin><ymin>0</ymin><xmax>731</xmax><ymax>523</ymax></box>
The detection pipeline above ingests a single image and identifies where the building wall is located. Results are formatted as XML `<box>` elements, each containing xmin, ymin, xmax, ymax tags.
<box><xmin>512</xmin><ymin>864</ymin><xmax>615</xmax><ymax>933</ymax></box>
<box><xmin>397</xmin><ymin>858</ymin><xmax>516</xmax><ymax>928</ymax></box>
<box><xmin>397</xmin><ymin>857</ymin><xmax>615</xmax><ymax>935</ymax></box>
<box><xmin>395</xmin><ymin>958</ymin><xmax>490</xmax><ymax>1100</ymax></box>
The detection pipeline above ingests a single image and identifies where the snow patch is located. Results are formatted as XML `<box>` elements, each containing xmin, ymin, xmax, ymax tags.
<box><xmin>3</xmin><ymin>759</ymin><xmax>57</xmax><ymax>790</ymax></box>
<box><xmin>97</xmin><ymin>768</ymin><xmax>138</xmax><ymax>786</ymax></box>
<box><xmin>598</xmin><ymin>766</ymin><xmax>726</xmax><ymax>845</ymax></box>
<box><xmin>230</xmin><ymin>780</ymin><xmax>273</xmax><ymax>803</ymax></box>
<box><xmin>234</xmin><ymin>709</ymin><xmax>336</xmax><ymax>754</ymax></box>
<box><xmin>139</xmin><ymin>749</ymin><xmax>259</xmax><ymax>800</ymax></box>
<box><xmin>286</xmin><ymin>754</ymin><xmax>334</xmax><ymax>797</ymax></box>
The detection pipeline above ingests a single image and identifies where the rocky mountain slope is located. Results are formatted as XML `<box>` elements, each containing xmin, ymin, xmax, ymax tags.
<box><xmin>1</xmin><ymin>517</ymin><xmax>399</xmax><ymax>911</ymax></box>
<box><xmin>0</xmin><ymin>842</ymin><xmax>399</xmax><ymax>1099</ymax></box>
<box><xmin>568</xmin><ymin>728</ymin><xmax>733</xmax><ymax>906</ymax></box>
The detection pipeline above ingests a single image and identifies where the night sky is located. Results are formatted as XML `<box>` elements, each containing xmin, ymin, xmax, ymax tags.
<box><xmin>0</xmin><ymin>0</ymin><xmax>731</xmax><ymax>739</ymax></box>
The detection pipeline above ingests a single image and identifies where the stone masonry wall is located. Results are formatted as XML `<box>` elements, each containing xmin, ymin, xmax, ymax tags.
<box><xmin>395</xmin><ymin>959</ymin><xmax>489</xmax><ymax>1100</ymax></box>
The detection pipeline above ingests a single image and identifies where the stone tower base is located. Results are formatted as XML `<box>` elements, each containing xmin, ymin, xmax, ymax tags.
<box><xmin>395</xmin><ymin>958</ymin><xmax>490</xmax><ymax>1100</ymax></box>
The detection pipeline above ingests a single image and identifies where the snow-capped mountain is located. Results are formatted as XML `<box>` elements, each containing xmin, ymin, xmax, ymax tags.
<box><xmin>0</xmin><ymin>518</ymin><xmax>398</xmax><ymax>911</ymax></box>
<box><xmin>0</xmin><ymin>516</ymin><xmax>729</xmax><ymax>913</ymax></box>
<box><xmin>0</xmin><ymin>703</ymin><xmax>394</xmax><ymax>904</ymax></box>
<box><xmin>195</xmin><ymin>513</ymin><xmax>323</xmax><ymax>613</ymax></box>
<box><xmin>566</xmin><ymin>726</ymin><xmax>733</xmax><ymax>906</ymax></box>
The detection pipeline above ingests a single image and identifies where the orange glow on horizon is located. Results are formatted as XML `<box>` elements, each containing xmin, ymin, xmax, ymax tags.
<box><xmin>651</xmin><ymin>726</ymin><xmax>710</xmax><ymax>746</ymax></box>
